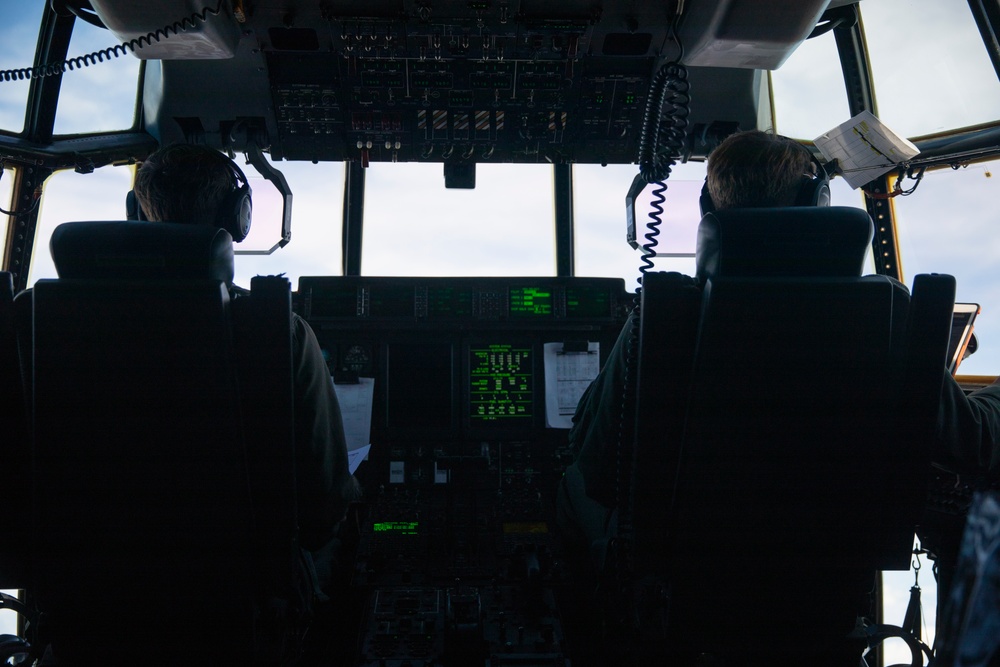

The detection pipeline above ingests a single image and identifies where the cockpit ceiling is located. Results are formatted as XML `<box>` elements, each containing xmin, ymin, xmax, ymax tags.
<box><xmin>89</xmin><ymin>0</ymin><xmax>842</xmax><ymax>163</ymax></box>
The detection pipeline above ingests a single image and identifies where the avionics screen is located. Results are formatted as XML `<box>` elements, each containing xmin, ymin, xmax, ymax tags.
<box><xmin>386</xmin><ymin>343</ymin><xmax>453</xmax><ymax>429</ymax></box>
<box><xmin>509</xmin><ymin>287</ymin><xmax>553</xmax><ymax>318</ymax></box>
<box><xmin>469</xmin><ymin>343</ymin><xmax>533</xmax><ymax>424</ymax></box>
<box><xmin>308</xmin><ymin>286</ymin><xmax>359</xmax><ymax>318</ymax></box>
<box><xmin>369</xmin><ymin>285</ymin><xmax>415</xmax><ymax>317</ymax></box>
<box><xmin>373</xmin><ymin>521</ymin><xmax>419</xmax><ymax>535</ymax></box>
<box><xmin>565</xmin><ymin>285</ymin><xmax>612</xmax><ymax>318</ymax></box>
<box><xmin>426</xmin><ymin>286</ymin><xmax>474</xmax><ymax>318</ymax></box>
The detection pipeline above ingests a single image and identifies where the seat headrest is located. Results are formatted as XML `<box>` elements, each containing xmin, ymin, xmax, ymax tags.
<box><xmin>695</xmin><ymin>206</ymin><xmax>874</xmax><ymax>280</ymax></box>
<box><xmin>50</xmin><ymin>221</ymin><xmax>235</xmax><ymax>283</ymax></box>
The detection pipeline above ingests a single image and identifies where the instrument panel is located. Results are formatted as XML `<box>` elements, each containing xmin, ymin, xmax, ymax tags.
<box><xmin>296</xmin><ymin>276</ymin><xmax>629</xmax><ymax>665</ymax></box>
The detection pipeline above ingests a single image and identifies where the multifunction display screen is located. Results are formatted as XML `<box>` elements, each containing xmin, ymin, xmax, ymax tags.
<box><xmin>469</xmin><ymin>343</ymin><xmax>532</xmax><ymax>423</ymax></box>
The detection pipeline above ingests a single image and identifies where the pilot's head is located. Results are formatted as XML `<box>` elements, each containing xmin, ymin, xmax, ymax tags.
<box><xmin>134</xmin><ymin>144</ymin><xmax>235</xmax><ymax>225</ymax></box>
<box><xmin>706</xmin><ymin>130</ymin><xmax>818</xmax><ymax>210</ymax></box>
<box><xmin>133</xmin><ymin>144</ymin><xmax>252</xmax><ymax>241</ymax></box>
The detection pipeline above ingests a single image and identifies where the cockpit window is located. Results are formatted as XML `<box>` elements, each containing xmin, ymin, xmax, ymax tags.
<box><xmin>0</xmin><ymin>589</ymin><xmax>17</xmax><ymax>636</ymax></box>
<box><xmin>574</xmin><ymin>162</ymin><xmax>707</xmax><ymax>287</ymax></box>
<box><xmin>770</xmin><ymin>29</ymin><xmax>852</xmax><ymax>141</ymax></box>
<box><xmin>29</xmin><ymin>166</ymin><xmax>135</xmax><ymax>283</ymax></box>
<box><xmin>893</xmin><ymin>158</ymin><xmax>1000</xmax><ymax>374</ymax></box>
<box><xmin>574</xmin><ymin>162</ymin><xmax>871</xmax><ymax>286</ymax></box>
<box><xmin>0</xmin><ymin>4</ymin><xmax>46</xmax><ymax>135</ymax></box>
<box><xmin>862</xmin><ymin>0</ymin><xmax>1000</xmax><ymax>137</ymax></box>
<box><xmin>53</xmin><ymin>17</ymin><xmax>141</xmax><ymax>135</ymax></box>
<box><xmin>362</xmin><ymin>162</ymin><xmax>555</xmax><ymax>277</ymax></box>
<box><xmin>0</xmin><ymin>167</ymin><xmax>12</xmax><ymax>261</ymax></box>
<box><xmin>231</xmin><ymin>160</ymin><xmax>345</xmax><ymax>288</ymax></box>
<box><xmin>27</xmin><ymin>160</ymin><xmax>346</xmax><ymax>289</ymax></box>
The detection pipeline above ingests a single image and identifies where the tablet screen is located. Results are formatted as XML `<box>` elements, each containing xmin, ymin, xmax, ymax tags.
<box><xmin>948</xmin><ymin>304</ymin><xmax>980</xmax><ymax>375</ymax></box>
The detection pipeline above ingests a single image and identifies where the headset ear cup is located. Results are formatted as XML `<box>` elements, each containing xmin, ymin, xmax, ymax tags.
<box><xmin>814</xmin><ymin>179</ymin><xmax>831</xmax><ymax>207</ymax></box>
<box><xmin>795</xmin><ymin>169</ymin><xmax>831</xmax><ymax>207</ymax></box>
<box><xmin>234</xmin><ymin>186</ymin><xmax>252</xmax><ymax>241</ymax></box>
<box><xmin>699</xmin><ymin>180</ymin><xmax>715</xmax><ymax>217</ymax></box>
<box><xmin>125</xmin><ymin>190</ymin><xmax>146</xmax><ymax>221</ymax></box>
<box><xmin>800</xmin><ymin>156</ymin><xmax>832</xmax><ymax>207</ymax></box>
<box><xmin>218</xmin><ymin>183</ymin><xmax>252</xmax><ymax>242</ymax></box>
<box><xmin>206</xmin><ymin>153</ymin><xmax>253</xmax><ymax>242</ymax></box>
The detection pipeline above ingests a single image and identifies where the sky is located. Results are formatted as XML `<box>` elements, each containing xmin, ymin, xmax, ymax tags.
<box><xmin>3</xmin><ymin>0</ymin><xmax>1000</xmax><ymax>656</ymax></box>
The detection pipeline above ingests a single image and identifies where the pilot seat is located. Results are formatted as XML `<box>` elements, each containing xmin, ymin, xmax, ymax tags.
<box><xmin>14</xmin><ymin>220</ymin><xmax>307</xmax><ymax>664</ymax></box>
<box><xmin>616</xmin><ymin>206</ymin><xmax>952</xmax><ymax>666</ymax></box>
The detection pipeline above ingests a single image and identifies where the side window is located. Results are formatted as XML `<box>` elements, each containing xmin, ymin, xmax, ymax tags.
<box><xmin>0</xmin><ymin>4</ymin><xmax>46</xmax><ymax>134</ymax></box>
<box><xmin>769</xmin><ymin>30</ymin><xmax>852</xmax><ymax>141</ymax></box>
<box><xmin>863</xmin><ymin>0</ymin><xmax>1000</xmax><ymax>137</ymax></box>
<box><xmin>0</xmin><ymin>590</ymin><xmax>18</xmax><ymax>636</ymax></box>
<box><xmin>893</xmin><ymin>159</ymin><xmax>1000</xmax><ymax>375</ymax></box>
<box><xmin>0</xmin><ymin>167</ymin><xmax>13</xmax><ymax>264</ymax></box>
<box><xmin>53</xmin><ymin>20</ymin><xmax>141</xmax><ymax>135</ymax></box>
<box><xmin>29</xmin><ymin>166</ymin><xmax>135</xmax><ymax>284</ymax></box>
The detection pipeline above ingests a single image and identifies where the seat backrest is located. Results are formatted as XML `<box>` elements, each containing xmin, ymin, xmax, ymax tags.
<box><xmin>627</xmin><ymin>208</ymin><xmax>943</xmax><ymax>665</ymax></box>
<box><xmin>18</xmin><ymin>221</ymin><xmax>297</xmax><ymax>662</ymax></box>
<box><xmin>0</xmin><ymin>271</ymin><xmax>30</xmax><ymax>588</ymax></box>
<box><xmin>694</xmin><ymin>205</ymin><xmax>874</xmax><ymax>280</ymax></box>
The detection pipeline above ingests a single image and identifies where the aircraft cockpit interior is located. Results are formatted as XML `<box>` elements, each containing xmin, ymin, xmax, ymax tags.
<box><xmin>2</xmin><ymin>0</ymin><xmax>1000</xmax><ymax>665</ymax></box>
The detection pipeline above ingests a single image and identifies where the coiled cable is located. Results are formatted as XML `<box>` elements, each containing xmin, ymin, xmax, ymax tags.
<box><xmin>612</xmin><ymin>53</ymin><xmax>692</xmax><ymax>616</ymax></box>
<box><xmin>635</xmin><ymin>55</ymin><xmax>690</xmax><ymax>278</ymax></box>
<box><xmin>637</xmin><ymin>62</ymin><xmax>691</xmax><ymax>186</ymax></box>
<box><xmin>617</xmin><ymin>57</ymin><xmax>692</xmax><ymax>522</ymax></box>
<box><xmin>0</xmin><ymin>0</ymin><xmax>226</xmax><ymax>82</ymax></box>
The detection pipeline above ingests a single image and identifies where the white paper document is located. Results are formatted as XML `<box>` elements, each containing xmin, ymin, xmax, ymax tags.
<box><xmin>331</xmin><ymin>376</ymin><xmax>374</xmax><ymax>473</ymax></box>
<box><xmin>543</xmin><ymin>342</ymin><xmax>600</xmax><ymax>428</ymax></box>
<box><xmin>347</xmin><ymin>444</ymin><xmax>371</xmax><ymax>475</ymax></box>
<box><xmin>813</xmin><ymin>110</ymin><xmax>919</xmax><ymax>189</ymax></box>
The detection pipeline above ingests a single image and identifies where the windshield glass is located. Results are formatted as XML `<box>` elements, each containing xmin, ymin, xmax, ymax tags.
<box><xmin>234</xmin><ymin>160</ymin><xmax>345</xmax><ymax>287</ymax></box>
<box><xmin>27</xmin><ymin>160</ymin><xmax>345</xmax><ymax>289</ymax></box>
<box><xmin>0</xmin><ymin>167</ymin><xmax>12</xmax><ymax>261</ymax></box>
<box><xmin>53</xmin><ymin>15</ymin><xmax>141</xmax><ymax>135</ymax></box>
<box><xmin>770</xmin><ymin>29</ymin><xmax>852</xmax><ymax>141</ymax></box>
<box><xmin>893</xmin><ymin>158</ymin><xmax>1000</xmax><ymax>374</ymax></box>
<box><xmin>362</xmin><ymin>162</ymin><xmax>555</xmax><ymax>277</ymax></box>
<box><xmin>0</xmin><ymin>4</ymin><xmax>46</xmax><ymax>134</ymax></box>
<box><xmin>574</xmin><ymin>161</ymin><xmax>705</xmax><ymax>288</ymax></box>
<box><xmin>863</xmin><ymin>0</ymin><xmax>1000</xmax><ymax>137</ymax></box>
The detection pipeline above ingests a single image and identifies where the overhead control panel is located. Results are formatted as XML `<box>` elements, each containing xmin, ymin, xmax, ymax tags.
<box><xmin>131</xmin><ymin>0</ymin><xmax>825</xmax><ymax>162</ymax></box>
<box><xmin>261</xmin><ymin>2</ymin><xmax>670</xmax><ymax>164</ymax></box>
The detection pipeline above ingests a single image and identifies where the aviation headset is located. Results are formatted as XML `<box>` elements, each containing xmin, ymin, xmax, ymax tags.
<box><xmin>698</xmin><ymin>149</ymin><xmax>831</xmax><ymax>216</ymax></box>
<box><xmin>126</xmin><ymin>150</ymin><xmax>253</xmax><ymax>243</ymax></box>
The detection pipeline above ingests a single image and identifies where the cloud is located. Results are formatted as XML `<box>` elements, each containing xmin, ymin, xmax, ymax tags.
<box><xmin>0</xmin><ymin>6</ymin><xmax>47</xmax><ymax>133</ymax></box>
<box><xmin>771</xmin><ymin>31</ymin><xmax>853</xmax><ymax>140</ymax></box>
<box><xmin>861</xmin><ymin>0</ymin><xmax>1000</xmax><ymax>136</ymax></box>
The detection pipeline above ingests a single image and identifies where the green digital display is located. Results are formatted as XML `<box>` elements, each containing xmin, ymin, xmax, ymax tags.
<box><xmin>369</xmin><ymin>286</ymin><xmax>414</xmax><ymax>317</ymax></box>
<box><xmin>426</xmin><ymin>286</ymin><xmax>474</xmax><ymax>318</ymax></box>
<box><xmin>469</xmin><ymin>343</ymin><xmax>532</xmax><ymax>423</ymax></box>
<box><xmin>308</xmin><ymin>287</ymin><xmax>360</xmax><ymax>318</ymax></box>
<box><xmin>509</xmin><ymin>287</ymin><xmax>553</xmax><ymax>317</ymax></box>
<box><xmin>373</xmin><ymin>521</ymin><xmax>419</xmax><ymax>535</ymax></box>
<box><xmin>565</xmin><ymin>286</ymin><xmax>611</xmax><ymax>318</ymax></box>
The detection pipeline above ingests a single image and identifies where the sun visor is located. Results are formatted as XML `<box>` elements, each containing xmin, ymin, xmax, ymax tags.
<box><xmin>679</xmin><ymin>0</ymin><xmax>832</xmax><ymax>69</ymax></box>
<box><xmin>88</xmin><ymin>0</ymin><xmax>242</xmax><ymax>59</ymax></box>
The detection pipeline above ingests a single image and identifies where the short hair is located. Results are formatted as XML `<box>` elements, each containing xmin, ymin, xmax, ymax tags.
<box><xmin>133</xmin><ymin>144</ymin><xmax>236</xmax><ymax>225</ymax></box>
<box><xmin>706</xmin><ymin>130</ymin><xmax>815</xmax><ymax>210</ymax></box>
